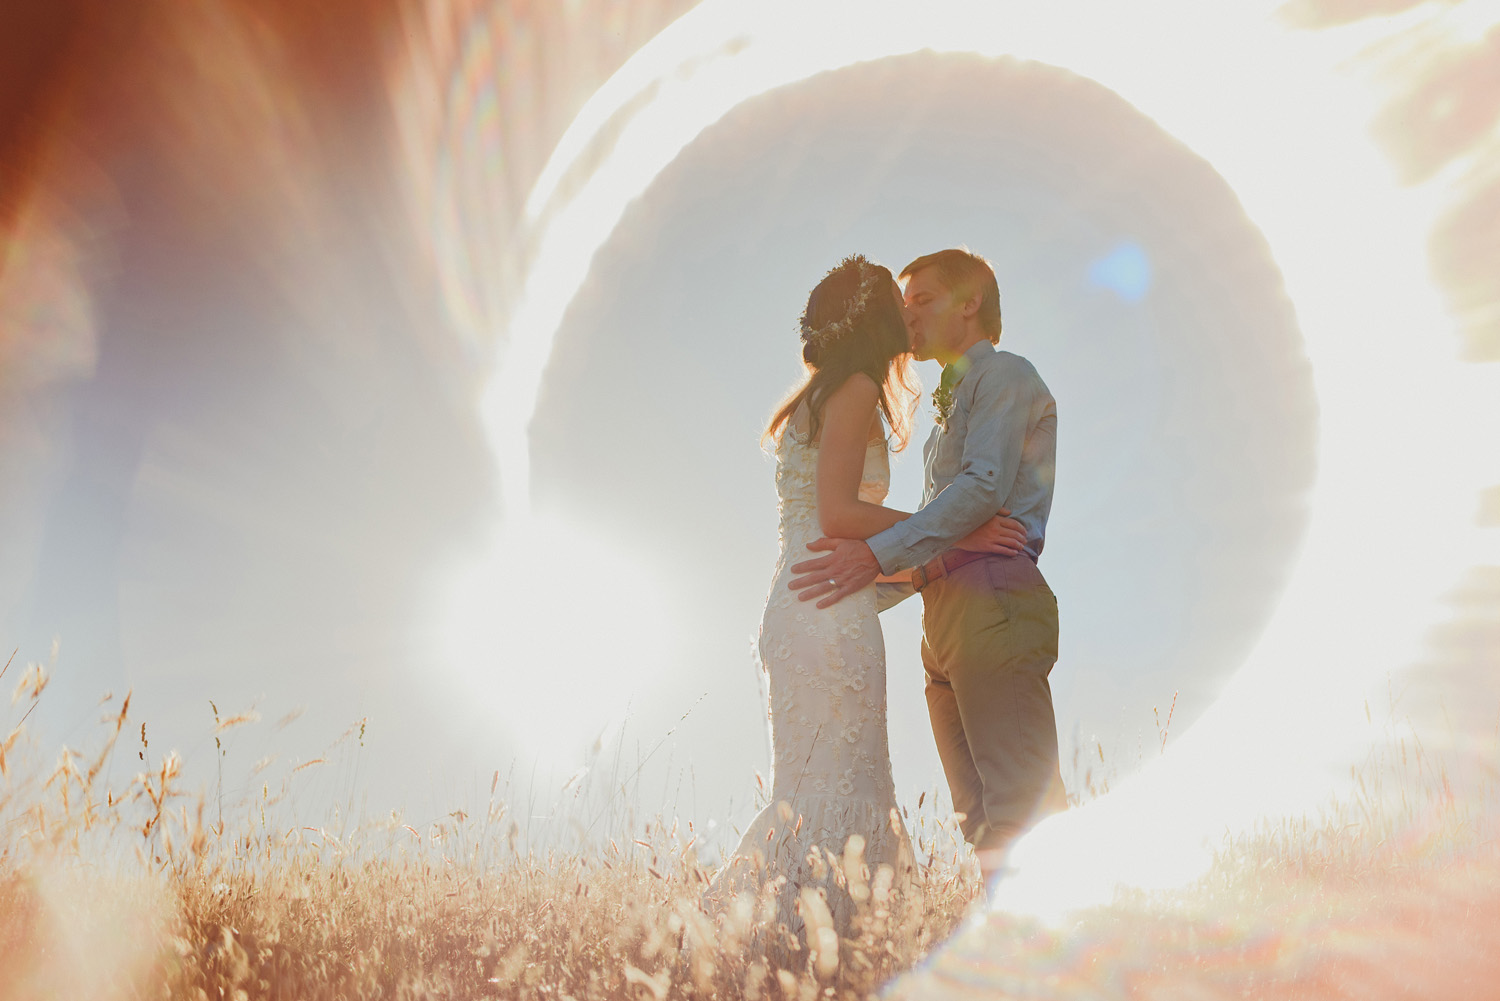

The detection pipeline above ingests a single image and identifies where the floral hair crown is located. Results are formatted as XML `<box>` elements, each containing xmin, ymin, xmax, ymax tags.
<box><xmin>799</xmin><ymin>257</ymin><xmax>884</xmax><ymax>351</ymax></box>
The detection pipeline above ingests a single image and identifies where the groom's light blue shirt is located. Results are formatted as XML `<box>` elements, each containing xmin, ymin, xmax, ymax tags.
<box><xmin>870</xmin><ymin>341</ymin><xmax>1056</xmax><ymax>607</ymax></box>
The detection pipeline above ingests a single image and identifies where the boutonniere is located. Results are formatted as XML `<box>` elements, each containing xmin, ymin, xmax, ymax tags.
<box><xmin>931</xmin><ymin>359</ymin><xmax>967</xmax><ymax>430</ymax></box>
<box><xmin>932</xmin><ymin>382</ymin><xmax>956</xmax><ymax>430</ymax></box>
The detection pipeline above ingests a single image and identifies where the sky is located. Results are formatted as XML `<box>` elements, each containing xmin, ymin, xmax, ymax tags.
<box><xmin>1</xmin><ymin>0</ymin><xmax>1498</xmax><ymax>861</ymax></box>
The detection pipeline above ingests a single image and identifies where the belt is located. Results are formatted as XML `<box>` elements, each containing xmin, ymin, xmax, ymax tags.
<box><xmin>911</xmin><ymin>548</ymin><xmax>995</xmax><ymax>593</ymax></box>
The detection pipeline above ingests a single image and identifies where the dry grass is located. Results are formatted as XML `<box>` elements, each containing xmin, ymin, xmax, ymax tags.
<box><xmin>0</xmin><ymin>662</ymin><xmax>982</xmax><ymax>1000</ymax></box>
<box><xmin>0</xmin><ymin>784</ymin><xmax>981</xmax><ymax>1000</ymax></box>
<box><xmin>2</xmin><ymin>656</ymin><xmax>1497</xmax><ymax>1001</ymax></box>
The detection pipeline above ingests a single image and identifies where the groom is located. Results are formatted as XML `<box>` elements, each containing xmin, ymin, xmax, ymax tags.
<box><xmin>789</xmin><ymin>248</ymin><xmax>1067</xmax><ymax>878</ymax></box>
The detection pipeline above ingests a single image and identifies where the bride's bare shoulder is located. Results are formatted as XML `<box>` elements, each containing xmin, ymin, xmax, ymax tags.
<box><xmin>790</xmin><ymin>374</ymin><xmax>883</xmax><ymax>444</ymax></box>
<box><xmin>822</xmin><ymin>373</ymin><xmax>885</xmax><ymax>444</ymax></box>
<box><xmin>826</xmin><ymin>371</ymin><xmax>879</xmax><ymax>404</ymax></box>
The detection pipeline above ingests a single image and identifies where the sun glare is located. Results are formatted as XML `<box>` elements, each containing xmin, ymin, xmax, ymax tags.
<box><xmin>411</xmin><ymin>0</ymin><xmax>1500</xmax><ymax>920</ymax></box>
<box><xmin>437</xmin><ymin>514</ymin><xmax>679</xmax><ymax>766</ymax></box>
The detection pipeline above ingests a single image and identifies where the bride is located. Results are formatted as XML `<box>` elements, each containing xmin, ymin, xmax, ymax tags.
<box><xmin>709</xmin><ymin>255</ymin><xmax>1022</xmax><ymax>935</ymax></box>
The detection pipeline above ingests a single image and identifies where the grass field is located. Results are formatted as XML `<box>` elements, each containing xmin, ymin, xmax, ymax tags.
<box><xmin>2</xmin><ymin>657</ymin><xmax>1496</xmax><ymax>1000</ymax></box>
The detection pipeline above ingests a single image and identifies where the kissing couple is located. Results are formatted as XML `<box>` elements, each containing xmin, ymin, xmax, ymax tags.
<box><xmin>709</xmin><ymin>248</ymin><xmax>1068</xmax><ymax>932</ymax></box>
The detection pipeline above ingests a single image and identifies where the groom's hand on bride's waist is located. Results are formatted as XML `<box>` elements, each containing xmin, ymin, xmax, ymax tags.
<box><xmin>789</xmin><ymin>538</ymin><xmax>880</xmax><ymax>609</ymax></box>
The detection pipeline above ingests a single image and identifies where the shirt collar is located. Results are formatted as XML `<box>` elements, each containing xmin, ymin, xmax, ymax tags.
<box><xmin>941</xmin><ymin>340</ymin><xmax>995</xmax><ymax>389</ymax></box>
<box><xmin>962</xmin><ymin>340</ymin><xmax>996</xmax><ymax>365</ymax></box>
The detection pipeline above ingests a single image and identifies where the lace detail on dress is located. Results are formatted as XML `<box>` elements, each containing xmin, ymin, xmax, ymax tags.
<box><xmin>708</xmin><ymin>429</ymin><xmax>915</xmax><ymax>935</ymax></box>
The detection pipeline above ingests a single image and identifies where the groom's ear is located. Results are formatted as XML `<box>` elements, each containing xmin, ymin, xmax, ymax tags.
<box><xmin>959</xmin><ymin>289</ymin><xmax>983</xmax><ymax>319</ymax></box>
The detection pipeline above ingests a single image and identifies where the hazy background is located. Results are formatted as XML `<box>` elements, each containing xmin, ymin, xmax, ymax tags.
<box><xmin>1</xmin><ymin>0</ymin><xmax>1496</xmax><ymax>846</ymax></box>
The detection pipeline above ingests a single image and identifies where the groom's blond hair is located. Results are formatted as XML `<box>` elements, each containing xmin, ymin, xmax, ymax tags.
<box><xmin>900</xmin><ymin>248</ymin><xmax>1002</xmax><ymax>343</ymax></box>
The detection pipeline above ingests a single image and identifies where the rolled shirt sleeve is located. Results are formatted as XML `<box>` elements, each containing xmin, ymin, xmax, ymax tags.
<box><xmin>875</xmin><ymin>579</ymin><xmax>916</xmax><ymax>612</ymax></box>
<box><xmin>867</xmin><ymin>354</ymin><xmax>1036</xmax><ymax>575</ymax></box>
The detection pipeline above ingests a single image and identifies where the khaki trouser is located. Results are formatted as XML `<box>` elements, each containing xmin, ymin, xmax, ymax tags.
<box><xmin>920</xmin><ymin>552</ymin><xmax>1068</xmax><ymax>852</ymax></box>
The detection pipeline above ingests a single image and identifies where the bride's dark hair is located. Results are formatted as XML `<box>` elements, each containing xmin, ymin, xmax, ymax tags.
<box><xmin>766</xmin><ymin>255</ymin><xmax>917</xmax><ymax>450</ymax></box>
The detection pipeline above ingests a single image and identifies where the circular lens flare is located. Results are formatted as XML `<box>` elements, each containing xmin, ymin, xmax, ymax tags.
<box><xmin>412</xmin><ymin>0</ymin><xmax>1500</xmax><ymax>919</ymax></box>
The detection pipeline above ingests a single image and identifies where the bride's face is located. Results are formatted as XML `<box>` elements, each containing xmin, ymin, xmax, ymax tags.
<box><xmin>890</xmin><ymin>279</ymin><xmax>913</xmax><ymax>354</ymax></box>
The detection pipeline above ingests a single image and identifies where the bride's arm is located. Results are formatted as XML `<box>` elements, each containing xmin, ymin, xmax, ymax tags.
<box><xmin>814</xmin><ymin>373</ymin><xmax>911</xmax><ymax>540</ymax></box>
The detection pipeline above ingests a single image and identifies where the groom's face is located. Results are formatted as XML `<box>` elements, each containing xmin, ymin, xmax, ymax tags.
<box><xmin>902</xmin><ymin>267</ymin><xmax>963</xmax><ymax>363</ymax></box>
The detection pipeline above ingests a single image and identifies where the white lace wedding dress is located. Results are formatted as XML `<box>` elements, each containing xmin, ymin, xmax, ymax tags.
<box><xmin>709</xmin><ymin>422</ymin><xmax>915</xmax><ymax>932</ymax></box>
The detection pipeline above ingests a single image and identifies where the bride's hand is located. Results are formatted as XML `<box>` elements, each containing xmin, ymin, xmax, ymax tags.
<box><xmin>954</xmin><ymin>511</ymin><xmax>1027</xmax><ymax>555</ymax></box>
